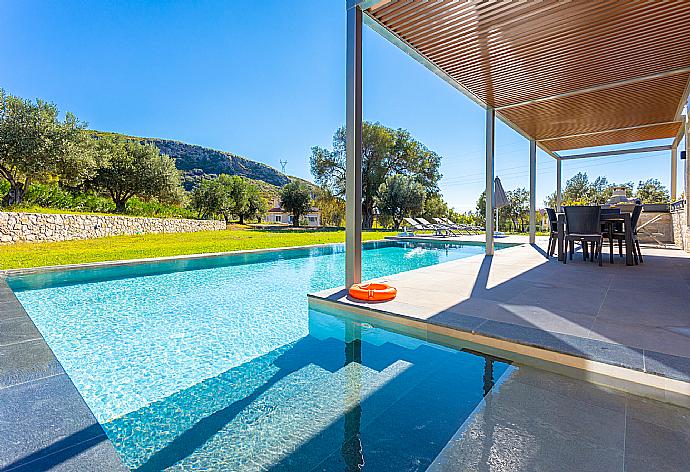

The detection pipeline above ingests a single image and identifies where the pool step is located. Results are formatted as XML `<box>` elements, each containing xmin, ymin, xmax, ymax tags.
<box><xmin>164</xmin><ymin>360</ymin><xmax>411</xmax><ymax>471</ymax></box>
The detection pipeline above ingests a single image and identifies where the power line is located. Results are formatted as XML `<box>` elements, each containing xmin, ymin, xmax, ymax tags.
<box><xmin>440</xmin><ymin>152</ymin><xmax>668</xmax><ymax>187</ymax></box>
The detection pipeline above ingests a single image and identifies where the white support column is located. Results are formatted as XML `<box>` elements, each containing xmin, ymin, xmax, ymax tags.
<box><xmin>485</xmin><ymin>107</ymin><xmax>495</xmax><ymax>255</ymax></box>
<box><xmin>345</xmin><ymin>4</ymin><xmax>363</xmax><ymax>288</ymax></box>
<box><xmin>671</xmin><ymin>146</ymin><xmax>678</xmax><ymax>201</ymax></box>
<box><xmin>556</xmin><ymin>158</ymin><xmax>562</xmax><ymax>211</ymax></box>
<box><xmin>529</xmin><ymin>139</ymin><xmax>537</xmax><ymax>244</ymax></box>
<box><xmin>685</xmin><ymin>115</ymin><xmax>690</xmax><ymax>230</ymax></box>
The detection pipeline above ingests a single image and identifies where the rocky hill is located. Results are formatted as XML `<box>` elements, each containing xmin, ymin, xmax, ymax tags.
<box><xmin>94</xmin><ymin>131</ymin><xmax>292</xmax><ymax>191</ymax></box>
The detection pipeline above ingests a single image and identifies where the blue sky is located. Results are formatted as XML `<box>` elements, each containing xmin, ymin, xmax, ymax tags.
<box><xmin>1</xmin><ymin>0</ymin><xmax>683</xmax><ymax>212</ymax></box>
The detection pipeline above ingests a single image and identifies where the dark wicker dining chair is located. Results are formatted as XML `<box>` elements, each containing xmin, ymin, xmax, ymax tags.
<box><xmin>545</xmin><ymin>208</ymin><xmax>558</xmax><ymax>256</ymax></box>
<box><xmin>563</xmin><ymin>206</ymin><xmax>603</xmax><ymax>266</ymax></box>
<box><xmin>600</xmin><ymin>207</ymin><xmax>621</xmax><ymax>263</ymax></box>
<box><xmin>608</xmin><ymin>204</ymin><xmax>643</xmax><ymax>264</ymax></box>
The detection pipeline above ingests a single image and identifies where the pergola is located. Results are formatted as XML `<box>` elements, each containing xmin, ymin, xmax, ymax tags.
<box><xmin>344</xmin><ymin>0</ymin><xmax>690</xmax><ymax>287</ymax></box>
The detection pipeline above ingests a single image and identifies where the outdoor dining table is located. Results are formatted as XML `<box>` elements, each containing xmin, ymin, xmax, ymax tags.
<box><xmin>556</xmin><ymin>211</ymin><xmax>635</xmax><ymax>266</ymax></box>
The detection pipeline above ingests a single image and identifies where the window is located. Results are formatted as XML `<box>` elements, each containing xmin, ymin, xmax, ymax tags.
<box><xmin>308</xmin><ymin>216</ymin><xmax>317</xmax><ymax>222</ymax></box>
<box><xmin>275</xmin><ymin>215</ymin><xmax>281</xmax><ymax>223</ymax></box>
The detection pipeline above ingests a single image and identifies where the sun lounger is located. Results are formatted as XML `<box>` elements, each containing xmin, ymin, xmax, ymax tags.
<box><xmin>403</xmin><ymin>217</ymin><xmax>448</xmax><ymax>237</ymax></box>
<box><xmin>415</xmin><ymin>217</ymin><xmax>454</xmax><ymax>236</ymax></box>
<box><xmin>442</xmin><ymin>217</ymin><xmax>482</xmax><ymax>235</ymax></box>
<box><xmin>434</xmin><ymin>217</ymin><xmax>472</xmax><ymax>236</ymax></box>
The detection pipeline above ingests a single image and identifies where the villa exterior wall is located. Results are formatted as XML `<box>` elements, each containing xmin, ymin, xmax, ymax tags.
<box><xmin>0</xmin><ymin>212</ymin><xmax>226</xmax><ymax>244</ymax></box>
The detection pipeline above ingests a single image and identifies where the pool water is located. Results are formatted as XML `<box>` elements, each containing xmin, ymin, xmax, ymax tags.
<box><xmin>10</xmin><ymin>240</ymin><xmax>511</xmax><ymax>471</ymax></box>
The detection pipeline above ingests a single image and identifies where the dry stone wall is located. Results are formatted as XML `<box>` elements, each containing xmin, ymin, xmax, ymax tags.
<box><xmin>671</xmin><ymin>207</ymin><xmax>690</xmax><ymax>252</ymax></box>
<box><xmin>0</xmin><ymin>212</ymin><xmax>226</xmax><ymax>244</ymax></box>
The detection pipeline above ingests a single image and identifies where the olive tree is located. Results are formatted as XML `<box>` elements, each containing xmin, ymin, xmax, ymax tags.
<box><xmin>310</xmin><ymin>122</ymin><xmax>442</xmax><ymax>228</ymax></box>
<box><xmin>280</xmin><ymin>181</ymin><xmax>312</xmax><ymax>227</ymax></box>
<box><xmin>376</xmin><ymin>174</ymin><xmax>426</xmax><ymax>229</ymax></box>
<box><xmin>190</xmin><ymin>178</ymin><xmax>226</xmax><ymax>220</ymax></box>
<box><xmin>238</xmin><ymin>183</ymin><xmax>268</xmax><ymax>224</ymax></box>
<box><xmin>190</xmin><ymin>174</ymin><xmax>267</xmax><ymax>224</ymax></box>
<box><xmin>91</xmin><ymin>136</ymin><xmax>183</xmax><ymax>212</ymax></box>
<box><xmin>0</xmin><ymin>90</ymin><xmax>94</xmax><ymax>206</ymax></box>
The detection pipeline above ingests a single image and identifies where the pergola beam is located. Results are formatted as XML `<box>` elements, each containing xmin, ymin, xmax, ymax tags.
<box><xmin>496</xmin><ymin>67</ymin><xmax>690</xmax><ymax>111</ymax></box>
<box><xmin>558</xmin><ymin>145</ymin><xmax>672</xmax><ymax>161</ymax></box>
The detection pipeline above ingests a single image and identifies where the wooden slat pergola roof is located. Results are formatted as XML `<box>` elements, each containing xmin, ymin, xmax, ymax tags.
<box><xmin>363</xmin><ymin>0</ymin><xmax>690</xmax><ymax>153</ymax></box>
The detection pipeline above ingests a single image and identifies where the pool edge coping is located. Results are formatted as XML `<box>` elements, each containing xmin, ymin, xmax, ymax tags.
<box><xmin>0</xmin><ymin>239</ymin><xmax>395</xmax><ymax>276</ymax></box>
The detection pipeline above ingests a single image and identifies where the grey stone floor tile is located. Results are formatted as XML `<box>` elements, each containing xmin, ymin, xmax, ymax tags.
<box><xmin>626</xmin><ymin>394</ymin><xmax>690</xmax><ymax>436</ymax></box>
<box><xmin>598</xmin><ymin>289</ymin><xmax>690</xmax><ymax>327</ymax></box>
<box><xmin>0</xmin><ymin>374</ymin><xmax>118</xmax><ymax>471</ymax></box>
<box><xmin>3</xmin><ymin>434</ymin><xmax>127</xmax><ymax>472</ymax></box>
<box><xmin>506</xmin><ymin>286</ymin><xmax>607</xmax><ymax>317</ymax></box>
<box><xmin>0</xmin><ymin>302</ymin><xmax>29</xmax><ymax>321</ymax></box>
<box><xmin>0</xmin><ymin>316</ymin><xmax>43</xmax><ymax>347</ymax></box>
<box><xmin>483</xmin><ymin>303</ymin><xmax>597</xmax><ymax>337</ymax></box>
<box><xmin>477</xmin><ymin>320</ymin><xmax>645</xmax><ymax>370</ymax></box>
<box><xmin>643</xmin><ymin>350</ymin><xmax>690</xmax><ymax>382</ymax></box>
<box><xmin>426</xmin><ymin>311</ymin><xmax>486</xmax><ymax>332</ymax></box>
<box><xmin>624</xmin><ymin>417</ymin><xmax>690</xmax><ymax>472</ymax></box>
<box><xmin>0</xmin><ymin>339</ymin><xmax>64</xmax><ymax>388</ymax></box>
<box><xmin>588</xmin><ymin>319</ymin><xmax>690</xmax><ymax>358</ymax></box>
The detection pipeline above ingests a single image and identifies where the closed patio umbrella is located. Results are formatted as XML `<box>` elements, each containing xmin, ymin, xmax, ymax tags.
<box><xmin>493</xmin><ymin>177</ymin><xmax>509</xmax><ymax>233</ymax></box>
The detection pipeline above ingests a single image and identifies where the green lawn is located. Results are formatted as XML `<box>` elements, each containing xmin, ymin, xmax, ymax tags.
<box><xmin>0</xmin><ymin>228</ymin><xmax>398</xmax><ymax>270</ymax></box>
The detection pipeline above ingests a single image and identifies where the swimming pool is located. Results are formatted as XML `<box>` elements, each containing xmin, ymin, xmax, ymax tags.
<box><xmin>10</xmin><ymin>240</ymin><xmax>511</xmax><ymax>470</ymax></box>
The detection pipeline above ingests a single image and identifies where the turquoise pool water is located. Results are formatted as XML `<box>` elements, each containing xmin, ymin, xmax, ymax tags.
<box><xmin>11</xmin><ymin>240</ymin><xmax>511</xmax><ymax>471</ymax></box>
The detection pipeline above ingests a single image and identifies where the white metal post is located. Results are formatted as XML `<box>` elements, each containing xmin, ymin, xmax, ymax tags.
<box><xmin>485</xmin><ymin>107</ymin><xmax>495</xmax><ymax>255</ymax></box>
<box><xmin>345</xmin><ymin>4</ymin><xmax>363</xmax><ymax>288</ymax></box>
<box><xmin>671</xmin><ymin>146</ymin><xmax>678</xmax><ymax>201</ymax></box>
<box><xmin>685</xmin><ymin>115</ymin><xmax>690</xmax><ymax>229</ymax></box>
<box><xmin>556</xmin><ymin>158</ymin><xmax>562</xmax><ymax>211</ymax></box>
<box><xmin>529</xmin><ymin>139</ymin><xmax>537</xmax><ymax>243</ymax></box>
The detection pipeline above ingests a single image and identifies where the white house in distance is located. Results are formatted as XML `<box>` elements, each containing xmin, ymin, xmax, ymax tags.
<box><xmin>263</xmin><ymin>197</ymin><xmax>321</xmax><ymax>227</ymax></box>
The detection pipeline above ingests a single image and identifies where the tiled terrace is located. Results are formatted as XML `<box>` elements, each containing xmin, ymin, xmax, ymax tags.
<box><xmin>309</xmin><ymin>237</ymin><xmax>690</xmax><ymax>405</ymax></box>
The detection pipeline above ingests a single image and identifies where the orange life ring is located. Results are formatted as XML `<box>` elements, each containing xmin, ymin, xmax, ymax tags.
<box><xmin>348</xmin><ymin>283</ymin><xmax>397</xmax><ymax>302</ymax></box>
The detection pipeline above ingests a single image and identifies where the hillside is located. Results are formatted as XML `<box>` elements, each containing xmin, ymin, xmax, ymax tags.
<box><xmin>93</xmin><ymin>131</ymin><xmax>292</xmax><ymax>191</ymax></box>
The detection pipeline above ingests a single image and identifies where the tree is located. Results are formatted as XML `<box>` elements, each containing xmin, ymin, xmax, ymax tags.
<box><xmin>636</xmin><ymin>178</ymin><xmax>669</xmax><ymax>203</ymax></box>
<box><xmin>219</xmin><ymin>174</ymin><xmax>249</xmax><ymax>223</ymax></box>
<box><xmin>190</xmin><ymin>175</ymin><xmax>266</xmax><ymax>224</ymax></box>
<box><xmin>543</xmin><ymin>172</ymin><xmax>634</xmax><ymax>208</ymax></box>
<box><xmin>376</xmin><ymin>174</ymin><xmax>426</xmax><ymax>229</ymax></box>
<box><xmin>310</xmin><ymin>122</ymin><xmax>442</xmax><ymax>228</ymax></box>
<box><xmin>503</xmin><ymin>188</ymin><xmax>529</xmax><ymax>232</ymax></box>
<box><xmin>314</xmin><ymin>186</ymin><xmax>345</xmax><ymax>227</ymax></box>
<box><xmin>238</xmin><ymin>182</ymin><xmax>268</xmax><ymax>224</ymax></box>
<box><xmin>562</xmin><ymin>172</ymin><xmax>590</xmax><ymax>204</ymax></box>
<box><xmin>91</xmin><ymin>136</ymin><xmax>183</xmax><ymax>212</ymax></box>
<box><xmin>190</xmin><ymin>178</ymin><xmax>226</xmax><ymax>220</ymax></box>
<box><xmin>475</xmin><ymin>191</ymin><xmax>486</xmax><ymax>225</ymax></box>
<box><xmin>280</xmin><ymin>181</ymin><xmax>312</xmax><ymax>227</ymax></box>
<box><xmin>421</xmin><ymin>193</ymin><xmax>450</xmax><ymax>222</ymax></box>
<box><xmin>0</xmin><ymin>90</ymin><xmax>94</xmax><ymax>206</ymax></box>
